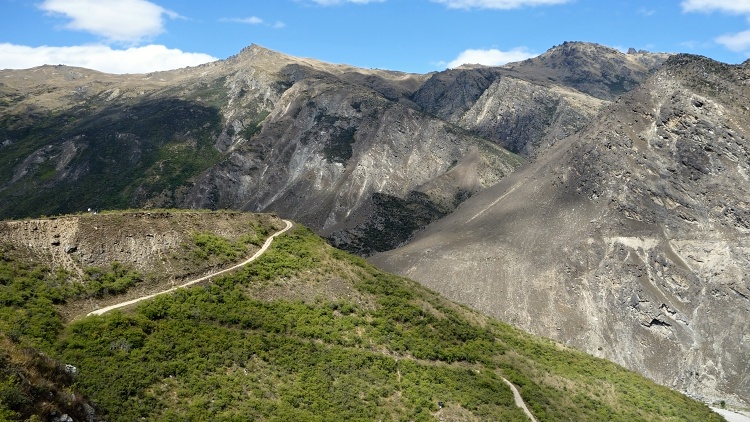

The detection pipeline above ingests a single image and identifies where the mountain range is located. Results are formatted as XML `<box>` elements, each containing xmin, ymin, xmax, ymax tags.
<box><xmin>0</xmin><ymin>41</ymin><xmax>668</xmax><ymax>255</ymax></box>
<box><xmin>1</xmin><ymin>40</ymin><xmax>748</xmax><ymax>411</ymax></box>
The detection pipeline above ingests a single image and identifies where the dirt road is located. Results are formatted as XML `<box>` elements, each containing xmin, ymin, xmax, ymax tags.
<box><xmin>502</xmin><ymin>377</ymin><xmax>538</xmax><ymax>422</ymax></box>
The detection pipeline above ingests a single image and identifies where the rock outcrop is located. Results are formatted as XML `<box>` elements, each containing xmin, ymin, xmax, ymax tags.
<box><xmin>457</xmin><ymin>77</ymin><xmax>604</xmax><ymax>157</ymax></box>
<box><xmin>412</xmin><ymin>42</ymin><xmax>669</xmax><ymax>157</ymax></box>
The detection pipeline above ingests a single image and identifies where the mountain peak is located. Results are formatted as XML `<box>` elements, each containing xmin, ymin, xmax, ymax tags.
<box><xmin>503</xmin><ymin>40</ymin><xmax>670</xmax><ymax>100</ymax></box>
<box><xmin>546</xmin><ymin>40</ymin><xmax>621</xmax><ymax>55</ymax></box>
<box><xmin>228</xmin><ymin>43</ymin><xmax>296</xmax><ymax>64</ymax></box>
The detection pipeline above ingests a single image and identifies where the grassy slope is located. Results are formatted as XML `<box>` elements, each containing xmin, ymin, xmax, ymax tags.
<box><xmin>0</xmin><ymin>213</ymin><xmax>722</xmax><ymax>421</ymax></box>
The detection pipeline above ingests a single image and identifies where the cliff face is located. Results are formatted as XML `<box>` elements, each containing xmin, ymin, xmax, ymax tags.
<box><xmin>371</xmin><ymin>55</ymin><xmax>750</xmax><ymax>406</ymax></box>
<box><xmin>182</xmin><ymin>75</ymin><xmax>519</xmax><ymax>250</ymax></box>
<box><xmin>457</xmin><ymin>77</ymin><xmax>604</xmax><ymax>157</ymax></box>
<box><xmin>412</xmin><ymin>42</ymin><xmax>668</xmax><ymax>157</ymax></box>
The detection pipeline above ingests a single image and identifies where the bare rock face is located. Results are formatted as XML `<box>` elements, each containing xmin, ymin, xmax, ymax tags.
<box><xmin>411</xmin><ymin>67</ymin><xmax>504</xmax><ymax>122</ymax></box>
<box><xmin>371</xmin><ymin>55</ymin><xmax>750</xmax><ymax>406</ymax></box>
<box><xmin>412</xmin><ymin>42</ymin><xmax>668</xmax><ymax>158</ymax></box>
<box><xmin>457</xmin><ymin>77</ymin><xmax>604</xmax><ymax>157</ymax></box>
<box><xmin>177</xmin><ymin>54</ymin><xmax>523</xmax><ymax>254</ymax></box>
<box><xmin>182</xmin><ymin>75</ymin><xmax>519</xmax><ymax>249</ymax></box>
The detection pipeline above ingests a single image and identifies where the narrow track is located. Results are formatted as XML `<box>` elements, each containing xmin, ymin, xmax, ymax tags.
<box><xmin>87</xmin><ymin>219</ymin><xmax>293</xmax><ymax>316</ymax></box>
<box><xmin>502</xmin><ymin>377</ymin><xmax>538</xmax><ymax>422</ymax></box>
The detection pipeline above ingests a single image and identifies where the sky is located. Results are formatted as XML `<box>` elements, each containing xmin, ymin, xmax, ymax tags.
<box><xmin>2</xmin><ymin>0</ymin><xmax>750</xmax><ymax>74</ymax></box>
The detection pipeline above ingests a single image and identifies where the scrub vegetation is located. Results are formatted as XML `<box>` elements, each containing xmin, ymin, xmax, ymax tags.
<box><xmin>0</xmin><ymin>213</ymin><xmax>722</xmax><ymax>421</ymax></box>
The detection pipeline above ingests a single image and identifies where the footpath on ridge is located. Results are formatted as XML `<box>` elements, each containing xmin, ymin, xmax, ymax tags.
<box><xmin>87</xmin><ymin>219</ymin><xmax>293</xmax><ymax>316</ymax></box>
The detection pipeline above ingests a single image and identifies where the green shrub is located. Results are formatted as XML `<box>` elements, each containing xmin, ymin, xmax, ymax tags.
<box><xmin>79</xmin><ymin>262</ymin><xmax>144</xmax><ymax>297</ymax></box>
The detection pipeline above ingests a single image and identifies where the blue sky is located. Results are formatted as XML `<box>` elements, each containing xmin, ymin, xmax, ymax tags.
<box><xmin>2</xmin><ymin>0</ymin><xmax>750</xmax><ymax>74</ymax></box>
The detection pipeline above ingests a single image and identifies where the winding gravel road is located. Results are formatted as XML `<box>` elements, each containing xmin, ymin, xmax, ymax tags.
<box><xmin>87</xmin><ymin>219</ymin><xmax>293</xmax><ymax>317</ymax></box>
<box><xmin>712</xmin><ymin>408</ymin><xmax>750</xmax><ymax>422</ymax></box>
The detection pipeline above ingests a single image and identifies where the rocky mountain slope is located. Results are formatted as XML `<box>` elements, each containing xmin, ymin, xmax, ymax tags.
<box><xmin>412</xmin><ymin>42</ymin><xmax>669</xmax><ymax>157</ymax></box>
<box><xmin>0</xmin><ymin>42</ymin><xmax>667</xmax><ymax>255</ymax></box>
<box><xmin>372</xmin><ymin>53</ymin><xmax>750</xmax><ymax>407</ymax></box>
<box><xmin>0</xmin><ymin>211</ymin><xmax>723</xmax><ymax>421</ymax></box>
<box><xmin>0</xmin><ymin>45</ymin><xmax>517</xmax><ymax>256</ymax></box>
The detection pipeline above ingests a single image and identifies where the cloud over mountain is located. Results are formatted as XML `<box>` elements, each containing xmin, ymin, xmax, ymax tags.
<box><xmin>0</xmin><ymin>43</ymin><xmax>216</xmax><ymax>74</ymax></box>
<box><xmin>446</xmin><ymin>47</ymin><xmax>536</xmax><ymax>68</ymax></box>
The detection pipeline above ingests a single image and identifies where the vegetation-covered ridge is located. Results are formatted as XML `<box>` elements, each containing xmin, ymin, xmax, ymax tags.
<box><xmin>0</xmin><ymin>212</ymin><xmax>722</xmax><ymax>421</ymax></box>
<box><xmin>0</xmin><ymin>209</ymin><xmax>282</xmax><ymax>319</ymax></box>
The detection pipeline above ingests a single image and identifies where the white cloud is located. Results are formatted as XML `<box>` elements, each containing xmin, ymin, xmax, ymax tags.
<box><xmin>221</xmin><ymin>16</ymin><xmax>264</xmax><ymax>24</ymax></box>
<box><xmin>682</xmin><ymin>0</ymin><xmax>750</xmax><ymax>56</ymax></box>
<box><xmin>432</xmin><ymin>0</ymin><xmax>570</xmax><ymax>10</ymax></box>
<box><xmin>38</xmin><ymin>0</ymin><xmax>178</xmax><ymax>43</ymax></box>
<box><xmin>716</xmin><ymin>29</ymin><xmax>750</xmax><ymax>51</ymax></box>
<box><xmin>446</xmin><ymin>47</ymin><xmax>536</xmax><ymax>68</ymax></box>
<box><xmin>220</xmin><ymin>16</ymin><xmax>286</xmax><ymax>28</ymax></box>
<box><xmin>24</xmin><ymin>2</ymin><xmax>218</xmax><ymax>74</ymax></box>
<box><xmin>0</xmin><ymin>43</ymin><xmax>217</xmax><ymax>74</ymax></box>
<box><xmin>239</xmin><ymin>16</ymin><xmax>264</xmax><ymax>24</ymax></box>
<box><xmin>310</xmin><ymin>0</ymin><xmax>385</xmax><ymax>5</ymax></box>
<box><xmin>681</xmin><ymin>0</ymin><xmax>750</xmax><ymax>14</ymax></box>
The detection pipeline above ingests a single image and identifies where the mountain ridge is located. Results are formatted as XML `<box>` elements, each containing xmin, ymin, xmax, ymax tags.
<box><xmin>0</xmin><ymin>41</ymin><xmax>668</xmax><ymax>256</ymax></box>
<box><xmin>0</xmin><ymin>41</ymin><xmax>523</xmax><ymax>254</ymax></box>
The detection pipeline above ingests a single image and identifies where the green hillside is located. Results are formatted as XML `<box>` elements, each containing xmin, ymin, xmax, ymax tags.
<box><xmin>0</xmin><ymin>212</ymin><xmax>722</xmax><ymax>421</ymax></box>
